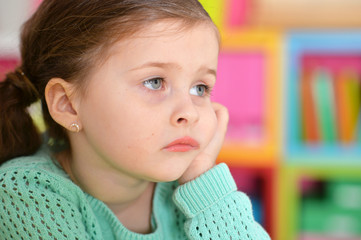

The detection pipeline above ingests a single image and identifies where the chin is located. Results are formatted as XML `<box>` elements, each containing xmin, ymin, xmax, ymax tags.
<box><xmin>144</xmin><ymin>165</ymin><xmax>188</xmax><ymax>183</ymax></box>
<box><xmin>148</xmin><ymin>171</ymin><xmax>183</xmax><ymax>183</ymax></box>
<box><xmin>140</xmin><ymin>152</ymin><xmax>197</xmax><ymax>182</ymax></box>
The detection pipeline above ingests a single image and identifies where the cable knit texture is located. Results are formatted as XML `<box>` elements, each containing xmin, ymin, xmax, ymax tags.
<box><xmin>0</xmin><ymin>149</ymin><xmax>270</xmax><ymax>240</ymax></box>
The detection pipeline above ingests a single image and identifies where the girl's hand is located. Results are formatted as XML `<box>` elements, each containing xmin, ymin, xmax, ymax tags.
<box><xmin>178</xmin><ymin>102</ymin><xmax>229</xmax><ymax>184</ymax></box>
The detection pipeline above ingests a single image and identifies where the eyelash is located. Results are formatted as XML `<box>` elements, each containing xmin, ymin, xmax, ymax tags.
<box><xmin>143</xmin><ymin>77</ymin><xmax>165</xmax><ymax>91</ymax></box>
<box><xmin>197</xmin><ymin>84</ymin><xmax>212</xmax><ymax>97</ymax></box>
<box><xmin>142</xmin><ymin>77</ymin><xmax>213</xmax><ymax>97</ymax></box>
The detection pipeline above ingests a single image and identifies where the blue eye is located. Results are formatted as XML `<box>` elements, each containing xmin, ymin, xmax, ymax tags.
<box><xmin>190</xmin><ymin>84</ymin><xmax>209</xmax><ymax>96</ymax></box>
<box><xmin>143</xmin><ymin>78</ymin><xmax>163</xmax><ymax>90</ymax></box>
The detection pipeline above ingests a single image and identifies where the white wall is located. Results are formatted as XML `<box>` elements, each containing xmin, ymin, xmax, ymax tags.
<box><xmin>0</xmin><ymin>0</ymin><xmax>32</xmax><ymax>57</ymax></box>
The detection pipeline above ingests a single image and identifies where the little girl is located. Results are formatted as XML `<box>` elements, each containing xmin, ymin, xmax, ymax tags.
<box><xmin>0</xmin><ymin>0</ymin><xmax>271</xmax><ymax>239</ymax></box>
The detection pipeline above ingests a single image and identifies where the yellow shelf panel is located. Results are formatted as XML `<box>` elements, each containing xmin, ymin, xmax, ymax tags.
<box><xmin>218</xmin><ymin>30</ymin><xmax>283</xmax><ymax>165</ymax></box>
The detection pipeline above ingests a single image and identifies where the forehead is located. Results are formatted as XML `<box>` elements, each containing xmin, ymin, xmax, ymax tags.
<box><xmin>109</xmin><ymin>20</ymin><xmax>219</xmax><ymax>60</ymax></box>
<box><xmin>109</xmin><ymin>20</ymin><xmax>218</xmax><ymax>51</ymax></box>
<box><xmin>135</xmin><ymin>20</ymin><xmax>219</xmax><ymax>42</ymax></box>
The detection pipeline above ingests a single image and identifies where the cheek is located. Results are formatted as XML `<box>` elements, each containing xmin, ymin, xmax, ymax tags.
<box><xmin>113</xmin><ymin>108</ymin><xmax>163</xmax><ymax>150</ymax></box>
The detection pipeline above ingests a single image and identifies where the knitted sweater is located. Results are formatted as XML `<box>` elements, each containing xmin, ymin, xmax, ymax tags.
<box><xmin>0</xmin><ymin>149</ymin><xmax>270</xmax><ymax>240</ymax></box>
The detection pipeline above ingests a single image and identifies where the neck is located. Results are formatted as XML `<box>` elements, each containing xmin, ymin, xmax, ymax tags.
<box><xmin>109</xmin><ymin>182</ymin><xmax>155</xmax><ymax>234</ymax></box>
<box><xmin>56</xmin><ymin>151</ymin><xmax>155</xmax><ymax>234</ymax></box>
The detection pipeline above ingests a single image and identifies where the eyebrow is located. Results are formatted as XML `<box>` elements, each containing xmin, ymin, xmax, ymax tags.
<box><xmin>129</xmin><ymin>61</ymin><xmax>217</xmax><ymax>77</ymax></box>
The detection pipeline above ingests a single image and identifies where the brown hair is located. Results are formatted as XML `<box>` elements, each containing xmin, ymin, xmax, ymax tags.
<box><xmin>0</xmin><ymin>0</ymin><xmax>215</xmax><ymax>163</ymax></box>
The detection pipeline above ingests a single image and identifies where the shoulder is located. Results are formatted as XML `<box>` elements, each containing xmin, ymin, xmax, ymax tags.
<box><xmin>0</xmin><ymin>150</ymin><xmax>82</xmax><ymax>204</ymax></box>
<box><xmin>0</xmin><ymin>151</ymin><xmax>95</xmax><ymax>239</ymax></box>
<box><xmin>1</xmin><ymin>147</ymin><xmax>64</xmax><ymax>173</ymax></box>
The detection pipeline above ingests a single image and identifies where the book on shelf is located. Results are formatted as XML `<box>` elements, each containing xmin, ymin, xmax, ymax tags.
<box><xmin>312</xmin><ymin>69</ymin><xmax>337</xmax><ymax>144</ymax></box>
<box><xmin>334</xmin><ymin>70</ymin><xmax>361</xmax><ymax>144</ymax></box>
<box><xmin>300</xmin><ymin>67</ymin><xmax>319</xmax><ymax>143</ymax></box>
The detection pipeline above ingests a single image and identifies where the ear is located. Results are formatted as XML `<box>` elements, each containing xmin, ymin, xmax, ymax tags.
<box><xmin>45</xmin><ymin>78</ymin><xmax>81</xmax><ymax>132</ymax></box>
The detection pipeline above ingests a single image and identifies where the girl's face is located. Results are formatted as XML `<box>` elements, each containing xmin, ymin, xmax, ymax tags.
<box><xmin>76</xmin><ymin>21</ymin><xmax>219</xmax><ymax>182</ymax></box>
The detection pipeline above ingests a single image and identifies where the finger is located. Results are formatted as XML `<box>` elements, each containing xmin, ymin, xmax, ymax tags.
<box><xmin>212</xmin><ymin>102</ymin><xmax>229</xmax><ymax>137</ymax></box>
<box><xmin>204</xmin><ymin>102</ymin><xmax>229</xmax><ymax>158</ymax></box>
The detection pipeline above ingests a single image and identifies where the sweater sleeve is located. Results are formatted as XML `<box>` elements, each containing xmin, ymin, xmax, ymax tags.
<box><xmin>172</xmin><ymin>163</ymin><xmax>271</xmax><ymax>240</ymax></box>
<box><xmin>0</xmin><ymin>167</ymin><xmax>97</xmax><ymax>240</ymax></box>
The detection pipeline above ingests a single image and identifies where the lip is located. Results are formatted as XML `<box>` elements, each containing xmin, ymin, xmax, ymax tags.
<box><xmin>163</xmin><ymin>136</ymin><xmax>200</xmax><ymax>152</ymax></box>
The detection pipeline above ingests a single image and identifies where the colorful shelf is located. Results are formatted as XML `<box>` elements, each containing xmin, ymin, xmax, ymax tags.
<box><xmin>285</xmin><ymin>31</ymin><xmax>361</xmax><ymax>164</ymax></box>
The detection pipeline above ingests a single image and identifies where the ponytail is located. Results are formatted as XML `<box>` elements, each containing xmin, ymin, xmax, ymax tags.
<box><xmin>0</xmin><ymin>68</ymin><xmax>42</xmax><ymax>163</ymax></box>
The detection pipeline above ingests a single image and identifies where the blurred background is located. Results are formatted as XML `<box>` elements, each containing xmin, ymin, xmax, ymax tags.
<box><xmin>1</xmin><ymin>1</ymin><xmax>361</xmax><ymax>239</ymax></box>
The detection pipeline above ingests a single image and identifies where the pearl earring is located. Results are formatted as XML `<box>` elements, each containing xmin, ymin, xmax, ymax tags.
<box><xmin>70</xmin><ymin>123</ymin><xmax>80</xmax><ymax>132</ymax></box>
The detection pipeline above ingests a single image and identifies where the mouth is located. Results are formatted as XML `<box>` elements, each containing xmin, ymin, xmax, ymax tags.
<box><xmin>163</xmin><ymin>136</ymin><xmax>200</xmax><ymax>152</ymax></box>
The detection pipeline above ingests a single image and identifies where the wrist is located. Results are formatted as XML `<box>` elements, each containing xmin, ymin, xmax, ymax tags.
<box><xmin>173</xmin><ymin>163</ymin><xmax>237</xmax><ymax>218</ymax></box>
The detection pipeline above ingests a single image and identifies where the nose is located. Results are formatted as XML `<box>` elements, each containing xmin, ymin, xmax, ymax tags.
<box><xmin>170</xmin><ymin>94</ymin><xmax>199</xmax><ymax>127</ymax></box>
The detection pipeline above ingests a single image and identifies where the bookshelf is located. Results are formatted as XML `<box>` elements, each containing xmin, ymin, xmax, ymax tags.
<box><xmin>278</xmin><ymin>165</ymin><xmax>361</xmax><ymax>240</ymax></box>
<box><xmin>282</xmin><ymin>32</ymin><xmax>361</xmax><ymax>239</ymax></box>
<box><xmin>285</xmin><ymin>32</ymin><xmax>361</xmax><ymax>164</ymax></box>
<box><xmin>214</xmin><ymin>29</ymin><xmax>282</xmax><ymax>166</ymax></box>
<box><xmin>199</xmin><ymin>0</ymin><xmax>361</xmax><ymax>240</ymax></box>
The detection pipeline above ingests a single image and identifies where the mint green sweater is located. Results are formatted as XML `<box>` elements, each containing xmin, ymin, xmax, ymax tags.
<box><xmin>0</xmin><ymin>149</ymin><xmax>270</xmax><ymax>240</ymax></box>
